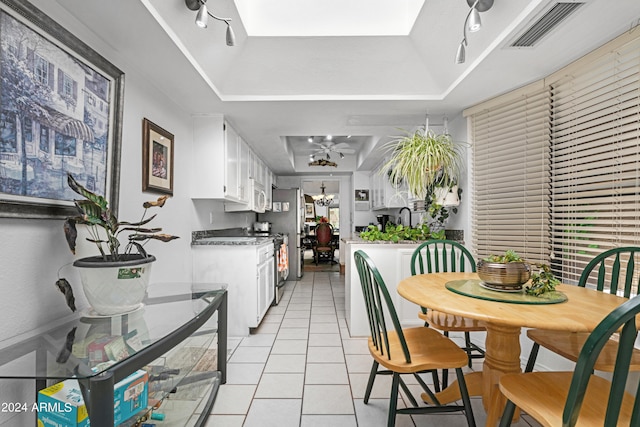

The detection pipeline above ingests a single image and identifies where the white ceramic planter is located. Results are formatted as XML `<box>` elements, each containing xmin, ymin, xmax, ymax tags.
<box><xmin>434</xmin><ymin>185</ymin><xmax>460</xmax><ymax>207</ymax></box>
<box><xmin>73</xmin><ymin>254</ymin><xmax>155</xmax><ymax>316</ymax></box>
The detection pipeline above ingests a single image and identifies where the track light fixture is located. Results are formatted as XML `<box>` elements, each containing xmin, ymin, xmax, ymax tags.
<box><xmin>185</xmin><ymin>0</ymin><xmax>235</xmax><ymax>47</ymax></box>
<box><xmin>455</xmin><ymin>0</ymin><xmax>493</xmax><ymax>64</ymax></box>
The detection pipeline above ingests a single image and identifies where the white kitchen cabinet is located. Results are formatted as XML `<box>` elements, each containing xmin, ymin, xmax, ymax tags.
<box><xmin>192</xmin><ymin>241</ymin><xmax>275</xmax><ymax>337</ymax></box>
<box><xmin>264</xmin><ymin>167</ymin><xmax>273</xmax><ymax>210</ymax></box>
<box><xmin>257</xmin><ymin>253</ymin><xmax>275</xmax><ymax>322</ymax></box>
<box><xmin>343</xmin><ymin>240</ymin><xmax>423</xmax><ymax>337</ymax></box>
<box><xmin>225</xmin><ymin>123</ymin><xmax>240</xmax><ymax>201</ymax></box>
<box><xmin>191</xmin><ymin>115</ymin><xmax>242</xmax><ymax>202</ymax></box>
<box><xmin>238</xmin><ymin>138</ymin><xmax>250</xmax><ymax>204</ymax></box>
<box><xmin>370</xmin><ymin>158</ymin><xmax>409</xmax><ymax>210</ymax></box>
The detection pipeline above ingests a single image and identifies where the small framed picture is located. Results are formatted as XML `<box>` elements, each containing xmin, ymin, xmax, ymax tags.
<box><xmin>355</xmin><ymin>189</ymin><xmax>369</xmax><ymax>201</ymax></box>
<box><xmin>305</xmin><ymin>203</ymin><xmax>315</xmax><ymax>218</ymax></box>
<box><xmin>282</xmin><ymin>202</ymin><xmax>290</xmax><ymax>211</ymax></box>
<box><xmin>142</xmin><ymin>118</ymin><xmax>174</xmax><ymax>195</ymax></box>
<box><xmin>272</xmin><ymin>202</ymin><xmax>282</xmax><ymax>212</ymax></box>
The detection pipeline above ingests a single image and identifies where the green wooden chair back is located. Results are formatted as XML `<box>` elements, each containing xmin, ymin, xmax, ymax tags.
<box><xmin>563</xmin><ymin>294</ymin><xmax>640</xmax><ymax>426</ymax></box>
<box><xmin>354</xmin><ymin>250</ymin><xmax>411</xmax><ymax>363</ymax></box>
<box><xmin>410</xmin><ymin>240</ymin><xmax>477</xmax><ymax>276</ymax></box>
<box><xmin>578</xmin><ymin>247</ymin><xmax>640</xmax><ymax>297</ymax></box>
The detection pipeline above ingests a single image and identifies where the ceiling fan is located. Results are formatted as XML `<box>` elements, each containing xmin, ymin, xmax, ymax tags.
<box><xmin>309</xmin><ymin>137</ymin><xmax>355</xmax><ymax>160</ymax></box>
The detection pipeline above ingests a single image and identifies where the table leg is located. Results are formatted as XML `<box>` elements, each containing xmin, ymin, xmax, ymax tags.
<box><xmin>483</xmin><ymin>323</ymin><xmax>522</xmax><ymax>427</ymax></box>
<box><xmin>421</xmin><ymin>324</ymin><xmax>522</xmax><ymax>427</ymax></box>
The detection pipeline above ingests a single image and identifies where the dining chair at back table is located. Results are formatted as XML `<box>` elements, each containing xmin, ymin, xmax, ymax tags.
<box><xmin>353</xmin><ymin>250</ymin><xmax>476</xmax><ymax>427</ymax></box>
<box><xmin>525</xmin><ymin>246</ymin><xmax>640</xmax><ymax>373</ymax></box>
<box><xmin>411</xmin><ymin>240</ymin><xmax>486</xmax><ymax>388</ymax></box>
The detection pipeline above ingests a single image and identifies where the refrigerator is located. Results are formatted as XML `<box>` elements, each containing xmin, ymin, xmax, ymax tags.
<box><xmin>258</xmin><ymin>188</ymin><xmax>305</xmax><ymax>279</ymax></box>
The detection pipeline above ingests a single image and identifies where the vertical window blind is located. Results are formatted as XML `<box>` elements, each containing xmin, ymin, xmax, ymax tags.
<box><xmin>548</xmin><ymin>34</ymin><xmax>640</xmax><ymax>286</ymax></box>
<box><xmin>468</xmin><ymin>85</ymin><xmax>551</xmax><ymax>264</ymax></box>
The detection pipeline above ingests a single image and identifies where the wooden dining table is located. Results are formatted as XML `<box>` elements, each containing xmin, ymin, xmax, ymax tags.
<box><xmin>397</xmin><ymin>272</ymin><xmax>629</xmax><ymax>427</ymax></box>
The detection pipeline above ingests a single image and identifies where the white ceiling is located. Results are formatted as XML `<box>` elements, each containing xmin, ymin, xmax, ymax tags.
<box><xmin>53</xmin><ymin>0</ymin><xmax>640</xmax><ymax>175</ymax></box>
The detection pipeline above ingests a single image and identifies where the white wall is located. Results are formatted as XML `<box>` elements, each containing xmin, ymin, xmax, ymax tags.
<box><xmin>0</xmin><ymin>5</ymin><xmax>255</xmax><ymax>417</ymax></box>
<box><xmin>445</xmin><ymin>113</ymin><xmax>471</xmax><ymax>245</ymax></box>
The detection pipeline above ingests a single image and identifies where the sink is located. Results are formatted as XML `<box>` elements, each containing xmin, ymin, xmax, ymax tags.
<box><xmin>198</xmin><ymin>236</ymin><xmax>258</xmax><ymax>243</ymax></box>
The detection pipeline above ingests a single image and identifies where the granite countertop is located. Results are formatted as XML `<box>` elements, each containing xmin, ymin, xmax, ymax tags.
<box><xmin>342</xmin><ymin>230</ymin><xmax>464</xmax><ymax>245</ymax></box>
<box><xmin>341</xmin><ymin>236</ymin><xmax>425</xmax><ymax>245</ymax></box>
<box><xmin>191</xmin><ymin>228</ymin><xmax>275</xmax><ymax>246</ymax></box>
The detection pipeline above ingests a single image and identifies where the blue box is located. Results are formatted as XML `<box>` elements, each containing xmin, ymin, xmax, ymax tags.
<box><xmin>37</xmin><ymin>369</ymin><xmax>148</xmax><ymax>426</ymax></box>
<box><xmin>114</xmin><ymin>369</ymin><xmax>148</xmax><ymax>423</ymax></box>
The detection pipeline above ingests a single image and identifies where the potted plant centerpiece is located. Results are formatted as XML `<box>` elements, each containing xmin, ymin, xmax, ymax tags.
<box><xmin>477</xmin><ymin>250</ymin><xmax>531</xmax><ymax>291</ymax></box>
<box><xmin>57</xmin><ymin>174</ymin><xmax>179</xmax><ymax>315</ymax></box>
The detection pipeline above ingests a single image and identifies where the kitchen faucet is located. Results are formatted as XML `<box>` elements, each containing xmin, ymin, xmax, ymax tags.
<box><xmin>399</xmin><ymin>207</ymin><xmax>412</xmax><ymax>228</ymax></box>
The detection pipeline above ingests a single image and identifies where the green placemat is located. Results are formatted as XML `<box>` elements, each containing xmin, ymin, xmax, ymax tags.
<box><xmin>445</xmin><ymin>279</ymin><xmax>567</xmax><ymax>304</ymax></box>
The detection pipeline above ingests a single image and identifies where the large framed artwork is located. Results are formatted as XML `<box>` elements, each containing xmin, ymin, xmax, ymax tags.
<box><xmin>0</xmin><ymin>0</ymin><xmax>124</xmax><ymax>218</ymax></box>
<box><xmin>142</xmin><ymin>118</ymin><xmax>174</xmax><ymax>195</ymax></box>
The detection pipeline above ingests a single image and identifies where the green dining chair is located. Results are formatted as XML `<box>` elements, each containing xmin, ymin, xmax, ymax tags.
<box><xmin>354</xmin><ymin>250</ymin><xmax>476</xmax><ymax>427</ymax></box>
<box><xmin>524</xmin><ymin>246</ymin><xmax>640</xmax><ymax>373</ymax></box>
<box><xmin>499</xmin><ymin>294</ymin><xmax>640</xmax><ymax>427</ymax></box>
<box><xmin>411</xmin><ymin>240</ymin><xmax>486</xmax><ymax>387</ymax></box>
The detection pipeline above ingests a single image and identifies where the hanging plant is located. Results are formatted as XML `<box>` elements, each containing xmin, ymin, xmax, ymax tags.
<box><xmin>380</xmin><ymin>129</ymin><xmax>464</xmax><ymax>200</ymax></box>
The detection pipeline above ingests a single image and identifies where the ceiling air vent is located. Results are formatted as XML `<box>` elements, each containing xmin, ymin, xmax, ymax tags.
<box><xmin>510</xmin><ymin>2</ymin><xmax>584</xmax><ymax>48</ymax></box>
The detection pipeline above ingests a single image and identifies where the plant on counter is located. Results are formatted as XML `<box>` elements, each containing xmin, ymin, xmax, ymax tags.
<box><xmin>525</xmin><ymin>264</ymin><xmax>560</xmax><ymax>296</ymax></box>
<box><xmin>359</xmin><ymin>223</ymin><xmax>444</xmax><ymax>242</ymax></box>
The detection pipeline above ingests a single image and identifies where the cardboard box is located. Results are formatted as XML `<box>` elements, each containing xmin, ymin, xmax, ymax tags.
<box><xmin>37</xmin><ymin>380</ymin><xmax>88</xmax><ymax>427</ymax></box>
<box><xmin>114</xmin><ymin>369</ymin><xmax>148</xmax><ymax>423</ymax></box>
<box><xmin>37</xmin><ymin>369</ymin><xmax>148</xmax><ymax>426</ymax></box>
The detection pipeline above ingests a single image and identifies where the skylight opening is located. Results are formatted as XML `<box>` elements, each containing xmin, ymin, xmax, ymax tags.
<box><xmin>234</xmin><ymin>0</ymin><xmax>426</xmax><ymax>37</ymax></box>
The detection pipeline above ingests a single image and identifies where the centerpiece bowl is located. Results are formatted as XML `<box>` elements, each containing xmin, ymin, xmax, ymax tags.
<box><xmin>477</xmin><ymin>259</ymin><xmax>531</xmax><ymax>291</ymax></box>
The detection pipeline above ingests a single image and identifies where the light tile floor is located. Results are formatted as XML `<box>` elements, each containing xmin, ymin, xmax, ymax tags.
<box><xmin>205</xmin><ymin>271</ymin><xmax>541</xmax><ymax>427</ymax></box>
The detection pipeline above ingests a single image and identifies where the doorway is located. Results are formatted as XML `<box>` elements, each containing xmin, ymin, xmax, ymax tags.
<box><xmin>302</xmin><ymin>179</ymin><xmax>340</xmax><ymax>272</ymax></box>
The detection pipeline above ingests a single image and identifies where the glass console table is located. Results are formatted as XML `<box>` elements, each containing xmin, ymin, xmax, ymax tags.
<box><xmin>0</xmin><ymin>282</ymin><xmax>227</xmax><ymax>427</ymax></box>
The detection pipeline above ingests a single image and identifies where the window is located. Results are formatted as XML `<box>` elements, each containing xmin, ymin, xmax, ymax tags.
<box><xmin>329</xmin><ymin>207</ymin><xmax>340</xmax><ymax>230</ymax></box>
<box><xmin>39</xmin><ymin>126</ymin><xmax>49</xmax><ymax>153</ymax></box>
<box><xmin>547</xmin><ymin>33</ymin><xmax>640</xmax><ymax>286</ymax></box>
<box><xmin>467</xmin><ymin>30</ymin><xmax>640</xmax><ymax>292</ymax></box>
<box><xmin>54</xmin><ymin>132</ymin><xmax>76</xmax><ymax>156</ymax></box>
<box><xmin>61</xmin><ymin>72</ymin><xmax>74</xmax><ymax>97</ymax></box>
<box><xmin>34</xmin><ymin>54</ymin><xmax>49</xmax><ymax>85</ymax></box>
<box><xmin>467</xmin><ymin>83</ymin><xmax>551</xmax><ymax>265</ymax></box>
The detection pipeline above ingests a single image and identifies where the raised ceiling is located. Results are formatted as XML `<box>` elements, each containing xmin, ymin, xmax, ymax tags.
<box><xmin>49</xmin><ymin>0</ymin><xmax>640</xmax><ymax>174</ymax></box>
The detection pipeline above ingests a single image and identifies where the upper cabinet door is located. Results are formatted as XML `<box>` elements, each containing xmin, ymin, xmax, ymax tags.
<box><xmin>224</xmin><ymin>123</ymin><xmax>240</xmax><ymax>201</ymax></box>
<box><xmin>238</xmin><ymin>138</ymin><xmax>250</xmax><ymax>204</ymax></box>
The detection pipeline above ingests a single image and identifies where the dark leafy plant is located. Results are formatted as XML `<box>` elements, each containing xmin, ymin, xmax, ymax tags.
<box><xmin>525</xmin><ymin>264</ymin><xmax>560</xmax><ymax>296</ymax></box>
<box><xmin>63</xmin><ymin>173</ymin><xmax>179</xmax><ymax>261</ymax></box>
<box><xmin>359</xmin><ymin>223</ymin><xmax>436</xmax><ymax>242</ymax></box>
